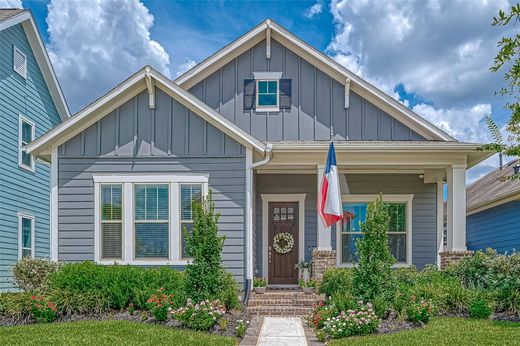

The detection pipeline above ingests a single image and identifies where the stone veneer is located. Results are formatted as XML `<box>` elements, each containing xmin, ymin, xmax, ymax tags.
<box><xmin>312</xmin><ymin>249</ymin><xmax>336</xmax><ymax>280</ymax></box>
<box><xmin>440</xmin><ymin>250</ymin><xmax>474</xmax><ymax>269</ymax></box>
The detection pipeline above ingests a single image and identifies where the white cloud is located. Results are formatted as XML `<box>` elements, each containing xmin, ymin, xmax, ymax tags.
<box><xmin>0</xmin><ymin>0</ymin><xmax>22</xmax><ymax>8</ymax></box>
<box><xmin>176</xmin><ymin>58</ymin><xmax>197</xmax><ymax>77</ymax></box>
<box><xmin>305</xmin><ymin>1</ymin><xmax>323</xmax><ymax>18</ymax></box>
<box><xmin>46</xmin><ymin>0</ymin><xmax>170</xmax><ymax>113</ymax></box>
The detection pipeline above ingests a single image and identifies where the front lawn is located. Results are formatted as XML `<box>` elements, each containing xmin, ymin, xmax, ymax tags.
<box><xmin>0</xmin><ymin>320</ymin><xmax>236</xmax><ymax>346</ymax></box>
<box><xmin>330</xmin><ymin>318</ymin><xmax>520</xmax><ymax>346</ymax></box>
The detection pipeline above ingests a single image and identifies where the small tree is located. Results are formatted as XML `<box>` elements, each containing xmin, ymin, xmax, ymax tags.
<box><xmin>353</xmin><ymin>195</ymin><xmax>396</xmax><ymax>300</ymax></box>
<box><xmin>184</xmin><ymin>192</ymin><xmax>226</xmax><ymax>302</ymax></box>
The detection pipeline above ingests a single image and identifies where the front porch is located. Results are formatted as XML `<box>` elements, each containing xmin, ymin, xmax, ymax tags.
<box><xmin>247</xmin><ymin>141</ymin><xmax>488</xmax><ymax>285</ymax></box>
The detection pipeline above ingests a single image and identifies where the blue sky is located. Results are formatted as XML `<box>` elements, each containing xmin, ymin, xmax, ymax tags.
<box><xmin>9</xmin><ymin>0</ymin><xmax>518</xmax><ymax>181</ymax></box>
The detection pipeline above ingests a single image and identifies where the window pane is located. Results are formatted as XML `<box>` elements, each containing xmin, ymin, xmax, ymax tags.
<box><xmin>341</xmin><ymin>233</ymin><xmax>363</xmax><ymax>263</ymax></box>
<box><xmin>181</xmin><ymin>222</ymin><xmax>194</xmax><ymax>258</ymax></box>
<box><xmin>22</xmin><ymin>121</ymin><xmax>32</xmax><ymax>143</ymax></box>
<box><xmin>22</xmin><ymin>248</ymin><xmax>32</xmax><ymax>258</ymax></box>
<box><xmin>135</xmin><ymin>184</ymin><xmax>168</xmax><ymax>221</ymax></box>
<box><xmin>258</xmin><ymin>94</ymin><xmax>277</xmax><ymax>106</ymax></box>
<box><xmin>101</xmin><ymin>185</ymin><xmax>122</xmax><ymax>221</ymax></box>
<box><xmin>181</xmin><ymin>184</ymin><xmax>202</xmax><ymax>221</ymax></box>
<box><xmin>102</xmin><ymin>223</ymin><xmax>122</xmax><ymax>259</ymax></box>
<box><xmin>342</xmin><ymin>203</ymin><xmax>368</xmax><ymax>232</ymax></box>
<box><xmin>388</xmin><ymin>234</ymin><xmax>406</xmax><ymax>262</ymax></box>
<box><xmin>21</xmin><ymin>150</ymin><xmax>32</xmax><ymax>167</ymax></box>
<box><xmin>268</xmin><ymin>81</ymin><xmax>277</xmax><ymax>93</ymax></box>
<box><xmin>135</xmin><ymin>223</ymin><xmax>169</xmax><ymax>258</ymax></box>
<box><xmin>22</xmin><ymin>218</ymin><xmax>31</xmax><ymax>248</ymax></box>
<box><xmin>258</xmin><ymin>81</ymin><xmax>268</xmax><ymax>93</ymax></box>
<box><xmin>388</xmin><ymin>203</ymin><xmax>406</xmax><ymax>232</ymax></box>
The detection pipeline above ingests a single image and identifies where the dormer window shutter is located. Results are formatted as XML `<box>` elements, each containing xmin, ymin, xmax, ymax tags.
<box><xmin>243</xmin><ymin>79</ymin><xmax>256</xmax><ymax>110</ymax></box>
<box><xmin>279</xmin><ymin>79</ymin><xmax>291</xmax><ymax>110</ymax></box>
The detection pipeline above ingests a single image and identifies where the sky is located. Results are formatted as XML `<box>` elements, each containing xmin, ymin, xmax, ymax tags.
<box><xmin>2</xmin><ymin>0</ymin><xmax>517</xmax><ymax>183</ymax></box>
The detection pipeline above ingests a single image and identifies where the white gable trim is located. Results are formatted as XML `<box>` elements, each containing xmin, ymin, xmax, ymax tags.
<box><xmin>1</xmin><ymin>11</ymin><xmax>70</xmax><ymax>120</ymax></box>
<box><xmin>27</xmin><ymin>66</ymin><xmax>266</xmax><ymax>159</ymax></box>
<box><xmin>175</xmin><ymin>20</ymin><xmax>454</xmax><ymax>142</ymax></box>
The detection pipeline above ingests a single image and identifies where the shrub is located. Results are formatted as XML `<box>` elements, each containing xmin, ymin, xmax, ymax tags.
<box><xmin>11</xmin><ymin>258</ymin><xmax>61</xmax><ymax>292</ymax></box>
<box><xmin>30</xmin><ymin>295</ymin><xmax>57</xmax><ymax>323</ymax></box>
<box><xmin>406</xmin><ymin>297</ymin><xmax>434</xmax><ymax>324</ymax></box>
<box><xmin>319</xmin><ymin>268</ymin><xmax>354</xmax><ymax>297</ymax></box>
<box><xmin>469</xmin><ymin>297</ymin><xmax>493</xmax><ymax>319</ymax></box>
<box><xmin>146</xmin><ymin>288</ymin><xmax>174</xmax><ymax>321</ymax></box>
<box><xmin>172</xmin><ymin>299</ymin><xmax>226</xmax><ymax>330</ymax></box>
<box><xmin>48</xmin><ymin>288</ymin><xmax>109</xmax><ymax>315</ymax></box>
<box><xmin>184</xmin><ymin>193</ymin><xmax>227</xmax><ymax>303</ymax></box>
<box><xmin>253</xmin><ymin>277</ymin><xmax>267</xmax><ymax>288</ymax></box>
<box><xmin>321</xmin><ymin>302</ymin><xmax>380</xmax><ymax>340</ymax></box>
<box><xmin>309</xmin><ymin>301</ymin><xmax>337</xmax><ymax>330</ymax></box>
<box><xmin>353</xmin><ymin>195</ymin><xmax>396</xmax><ymax>301</ymax></box>
<box><xmin>235</xmin><ymin>319</ymin><xmax>249</xmax><ymax>337</ymax></box>
<box><xmin>0</xmin><ymin>292</ymin><xmax>33</xmax><ymax>317</ymax></box>
<box><xmin>218</xmin><ymin>272</ymin><xmax>241</xmax><ymax>310</ymax></box>
<box><xmin>329</xmin><ymin>292</ymin><xmax>358</xmax><ymax>312</ymax></box>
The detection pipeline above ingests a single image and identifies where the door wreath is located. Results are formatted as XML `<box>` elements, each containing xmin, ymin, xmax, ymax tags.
<box><xmin>273</xmin><ymin>232</ymin><xmax>294</xmax><ymax>254</ymax></box>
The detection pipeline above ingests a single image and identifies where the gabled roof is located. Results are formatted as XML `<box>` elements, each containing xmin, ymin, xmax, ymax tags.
<box><xmin>0</xmin><ymin>9</ymin><xmax>69</xmax><ymax>120</ymax></box>
<box><xmin>27</xmin><ymin>66</ymin><xmax>266</xmax><ymax>160</ymax></box>
<box><xmin>175</xmin><ymin>19</ymin><xmax>455</xmax><ymax>142</ymax></box>
<box><xmin>467</xmin><ymin>159</ymin><xmax>520</xmax><ymax>214</ymax></box>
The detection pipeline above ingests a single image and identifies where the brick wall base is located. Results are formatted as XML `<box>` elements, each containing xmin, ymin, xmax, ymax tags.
<box><xmin>440</xmin><ymin>250</ymin><xmax>473</xmax><ymax>270</ymax></box>
<box><xmin>312</xmin><ymin>249</ymin><xmax>336</xmax><ymax>280</ymax></box>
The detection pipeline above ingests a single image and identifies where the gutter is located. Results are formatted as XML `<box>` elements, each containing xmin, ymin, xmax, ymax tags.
<box><xmin>252</xmin><ymin>143</ymin><xmax>273</xmax><ymax>168</ymax></box>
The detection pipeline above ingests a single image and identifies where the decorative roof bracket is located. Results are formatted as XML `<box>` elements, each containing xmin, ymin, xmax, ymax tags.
<box><xmin>344</xmin><ymin>78</ymin><xmax>350</xmax><ymax>109</ymax></box>
<box><xmin>145</xmin><ymin>66</ymin><xmax>155</xmax><ymax>110</ymax></box>
<box><xmin>266</xmin><ymin>19</ymin><xmax>271</xmax><ymax>60</ymax></box>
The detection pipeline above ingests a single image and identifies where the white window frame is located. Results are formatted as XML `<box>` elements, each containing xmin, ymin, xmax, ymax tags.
<box><xmin>99</xmin><ymin>184</ymin><xmax>124</xmax><ymax>261</ymax></box>
<box><xmin>93</xmin><ymin>174</ymin><xmax>209</xmax><ymax>265</ymax></box>
<box><xmin>255</xmin><ymin>79</ymin><xmax>279</xmax><ymax>112</ymax></box>
<box><xmin>18</xmin><ymin>114</ymin><xmax>35</xmax><ymax>172</ymax></box>
<box><xmin>336</xmin><ymin>194</ymin><xmax>413</xmax><ymax>268</ymax></box>
<box><xmin>18</xmin><ymin>212</ymin><xmax>35</xmax><ymax>259</ymax></box>
<box><xmin>13</xmin><ymin>46</ymin><xmax>27</xmax><ymax>79</ymax></box>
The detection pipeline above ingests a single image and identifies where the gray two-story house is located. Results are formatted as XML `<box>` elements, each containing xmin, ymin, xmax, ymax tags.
<box><xmin>0</xmin><ymin>9</ymin><xmax>69</xmax><ymax>289</ymax></box>
<box><xmin>28</xmin><ymin>20</ymin><xmax>491</xmax><ymax>288</ymax></box>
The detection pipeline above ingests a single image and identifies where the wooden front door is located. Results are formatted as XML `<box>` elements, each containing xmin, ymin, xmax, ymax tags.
<box><xmin>268</xmin><ymin>202</ymin><xmax>299</xmax><ymax>284</ymax></box>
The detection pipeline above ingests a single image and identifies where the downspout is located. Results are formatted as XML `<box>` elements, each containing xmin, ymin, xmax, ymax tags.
<box><xmin>243</xmin><ymin>144</ymin><xmax>273</xmax><ymax>304</ymax></box>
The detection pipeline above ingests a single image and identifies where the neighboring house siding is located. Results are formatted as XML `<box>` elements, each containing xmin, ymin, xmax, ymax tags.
<box><xmin>0</xmin><ymin>24</ymin><xmax>61</xmax><ymax>289</ymax></box>
<box><xmin>467</xmin><ymin>201</ymin><xmax>520</xmax><ymax>253</ymax></box>
<box><xmin>57</xmin><ymin>89</ymin><xmax>247</xmax><ymax>283</ymax></box>
<box><xmin>254</xmin><ymin>174</ymin><xmax>436</xmax><ymax>275</ymax></box>
<box><xmin>190</xmin><ymin>38</ymin><xmax>425</xmax><ymax>142</ymax></box>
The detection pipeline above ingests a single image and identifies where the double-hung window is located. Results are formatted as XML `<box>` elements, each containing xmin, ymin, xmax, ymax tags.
<box><xmin>18</xmin><ymin>213</ymin><xmax>34</xmax><ymax>259</ymax></box>
<box><xmin>100</xmin><ymin>184</ymin><xmax>123</xmax><ymax>259</ymax></box>
<box><xmin>256</xmin><ymin>80</ymin><xmax>279</xmax><ymax>110</ymax></box>
<box><xmin>180</xmin><ymin>184</ymin><xmax>202</xmax><ymax>259</ymax></box>
<box><xmin>19</xmin><ymin>115</ymin><xmax>35</xmax><ymax>171</ymax></box>
<box><xmin>339</xmin><ymin>195</ymin><xmax>412</xmax><ymax>266</ymax></box>
<box><xmin>134</xmin><ymin>184</ymin><xmax>169</xmax><ymax>259</ymax></box>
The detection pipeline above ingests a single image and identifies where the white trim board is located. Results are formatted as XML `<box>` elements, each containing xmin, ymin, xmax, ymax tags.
<box><xmin>261</xmin><ymin>194</ymin><xmax>306</xmax><ymax>283</ymax></box>
<box><xmin>336</xmin><ymin>194</ymin><xmax>413</xmax><ymax>268</ymax></box>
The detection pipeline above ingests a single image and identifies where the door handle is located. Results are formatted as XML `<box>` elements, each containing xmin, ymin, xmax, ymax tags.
<box><xmin>268</xmin><ymin>246</ymin><xmax>272</xmax><ymax>263</ymax></box>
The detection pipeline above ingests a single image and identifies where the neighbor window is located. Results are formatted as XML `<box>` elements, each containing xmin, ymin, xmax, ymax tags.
<box><xmin>134</xmin><ymin>184</ymin><xmax>169</xmax><ymax>258</ymax></box>
<box><xmin>180</xmin><ymin>184</ymin><xmax>202</xmax><ymax>258</ymax></box>
<box><xmin>18</xmin><ymin>213</ymin><xmax>34</xmax><ymax>259</ymax></box>
<box><xmin>340</xmin><ymin>200</ymin><xmax>409</xmax><ymax>264</ymax></box>
<box><xmin>18</xmin><ymin>115</ymin><xmax>35</xmax><ymax>171</ymax></box>
<box><xmin>256</xmin><ymin>80</ymin><xmax>278</xmax><ymax>109</ymax></box>
<box><xmin>100</xmin><ymin>184</ymin><xmax>123</xmax><ymax>259</ymax></box>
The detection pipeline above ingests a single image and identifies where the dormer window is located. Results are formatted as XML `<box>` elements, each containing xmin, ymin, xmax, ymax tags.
<box><xmin>256</xmin><ymin>80</ymin><xmax>279</xmax><ymax>111</ymax></box>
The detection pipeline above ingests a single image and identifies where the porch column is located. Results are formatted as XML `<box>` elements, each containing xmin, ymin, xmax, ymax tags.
<box><xmin>316</xmin><ymin>164</ymin><xmax>332</xmax><ymax>250</ymax></box>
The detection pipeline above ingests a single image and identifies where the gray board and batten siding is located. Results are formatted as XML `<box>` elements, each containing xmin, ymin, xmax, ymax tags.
<box><xmin>57</xmin><ymin>88</ymin><xmax>248</xmax><ymax>283</ymax></box>
<box><xmin>189</xmin><ymin>38</ymin><xmax>425</xmax><ymax>142</ymax></box>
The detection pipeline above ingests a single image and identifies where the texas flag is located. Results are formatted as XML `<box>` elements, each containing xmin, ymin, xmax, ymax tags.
<box><xmin>318</xmin><ymin>142</ymin><xmax>342</xmax><ymax>228</ymax></box>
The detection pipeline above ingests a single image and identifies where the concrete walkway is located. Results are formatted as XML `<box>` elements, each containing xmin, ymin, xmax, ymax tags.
<box><xmin>256</xmin><ymin>317</ymin><xmax>307</xmax><ymax>346</ymax></box>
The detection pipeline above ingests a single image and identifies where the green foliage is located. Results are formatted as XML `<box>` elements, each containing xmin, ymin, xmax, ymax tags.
<box><xmin>30</xmin><ymin>295</ymin><xmax>57</xmax><ymax>323</ymax></box>
<box><xmin>218</xmin><ymin>272</ymin><xmax>241</xmax><ymax>310</ymax></box>
<box><xmin>235</xmin><ymin>319</ymin><xmax>248</xmax><ymax>337</ymax></box>
<box><xmin>184</xmin><ymin>192</ymin><xmax>227</xmax><ymax>303</ymax></box>
<box><xmin>406</xmin><ymin>297</ymin><xmax>434</xmax><ymax>324</ymax></box>
<box><xmin>48</xmin><ymin>289</ymin><xmax>110</xmax><ymax>315</ymax></box>
<box><xmin>321</xmin><ymin>302</ymin><xmax>380</xmax><ymax>340</ymax></box>
<box><xmin>11</xmin><ymin>258</ymin><xmax>61</xmax><ymax>292</ymax></box>
<box><xmin>146</xmin><ymin>288</ymin><xmax>174</xmax><ymax>321</ymax></box>
<box><xmin>172</xmin><ymin>299</ymin><xmax>226</xmax><ymax>330</ymax></box>
<box><xmin>298</xmin><ymin>279</ymin><xmax>318</xmax><ymax>288</ymax></box>
<box><xmin>353</xmin><ymin>195</ymin><xmax>396</xmax><ymax>301</ymax></box>
<box><xmin>253</xmin><ymin>277</ymin><xmax>267</xmax><ymax>288</ymax></box>
<box><xmin>469</xmin><ymin>297</ymin><xmax>493</xmax><ymax>319</ymax></box>
<box><xmin>329</xmin><ymin>292</ymin><xmax>358</xmax><ymax>313</ymax></box>
<box><xmin>0</xmin><ymin>292</ymin><xmax>33</xmax><ymax>317</ymax></box>
<box><xmin>319</xmin><ymin>268</ymin><xmax>354</xmax><ymax>296</ymax></box>
<box><xmin>48</xmin><ymin>261</ymin><xmax>186</xmax><ymax>311</ymax></box>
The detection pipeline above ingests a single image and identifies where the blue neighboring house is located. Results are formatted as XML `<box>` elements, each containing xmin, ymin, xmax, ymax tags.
<box><xmin>467</xmin><ymin>159</ymin><xmax>520</xmax><ymax>254</ymax></box>
<box><xmin>0</xmin><ymin>9</ymin><xmax>69</xmax><ymax>290</ymax></box>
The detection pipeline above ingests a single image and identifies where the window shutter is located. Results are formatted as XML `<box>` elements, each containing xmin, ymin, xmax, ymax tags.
<box><xmin>243</xmin><ymin>79</ymin><xmax>256</xmax><ymax>110</ymax></box>
<box><xmin>279</xmin><ymin>79</ymin><xmax>291</xmax><ymax>110</ymax></box>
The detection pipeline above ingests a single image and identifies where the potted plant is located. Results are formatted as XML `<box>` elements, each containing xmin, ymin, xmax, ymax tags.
<box><xmin>253</xmin><ymin>277</ymin><xmax>267</xmax><ymax>294</ymax></box>
<box><xmin>298</xmin><ymin>279</ymin><xmax>317</xmax><ymax>294</ymax></box>
<box><xmin>295</xmin><ymin>261</ymin><xmax>312</xmax><ymax>281</ymax></box>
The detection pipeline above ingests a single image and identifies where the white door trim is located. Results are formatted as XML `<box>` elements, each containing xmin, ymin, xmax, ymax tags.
<box><xmin>261</xmin><ymin>193</ymin><xmax>306</xmax><ymax>283</ymax></box>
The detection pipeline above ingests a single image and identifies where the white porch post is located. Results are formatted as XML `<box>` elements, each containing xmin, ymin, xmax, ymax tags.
<box><xmin>436</xmin><ymin>179</ymin><xmax>444</xmax><ymax>268</ymax></box>
<box><xmin>446</xmin><ymin>164</ymin><xmax>467</xmax><ymax>251</ymax></box>
<box><xmin>317</xmin><ymin>164</ymin><xmax>332</xmax><ymax>250</ymax></box>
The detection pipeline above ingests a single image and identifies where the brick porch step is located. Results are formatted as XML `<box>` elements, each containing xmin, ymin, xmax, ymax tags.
<box><xmin>246</xmin><ymin>290</ymin><xmax>323</xmax><ymax>316</ymax></box>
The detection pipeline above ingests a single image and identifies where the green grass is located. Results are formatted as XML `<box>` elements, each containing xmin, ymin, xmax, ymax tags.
<box><xmin>0</xmin><ymin>320</ymin><xmax>236</xmax><ymax>346</ymax></box>
<box><xmin>330</xmin><ymin>318</ymin><xmax>520</xmax><ymax>346</ymax></box>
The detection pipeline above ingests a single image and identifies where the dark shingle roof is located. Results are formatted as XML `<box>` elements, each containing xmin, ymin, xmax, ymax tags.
<box><xmin>467</xmin><ymin>158</ymin><xmax>520</xmax><ymax>210</ymax></box>
<box><xmin>0</xmin><ymin>9</ymin><xmax>25</xmax><ymax>23</ymax></box>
